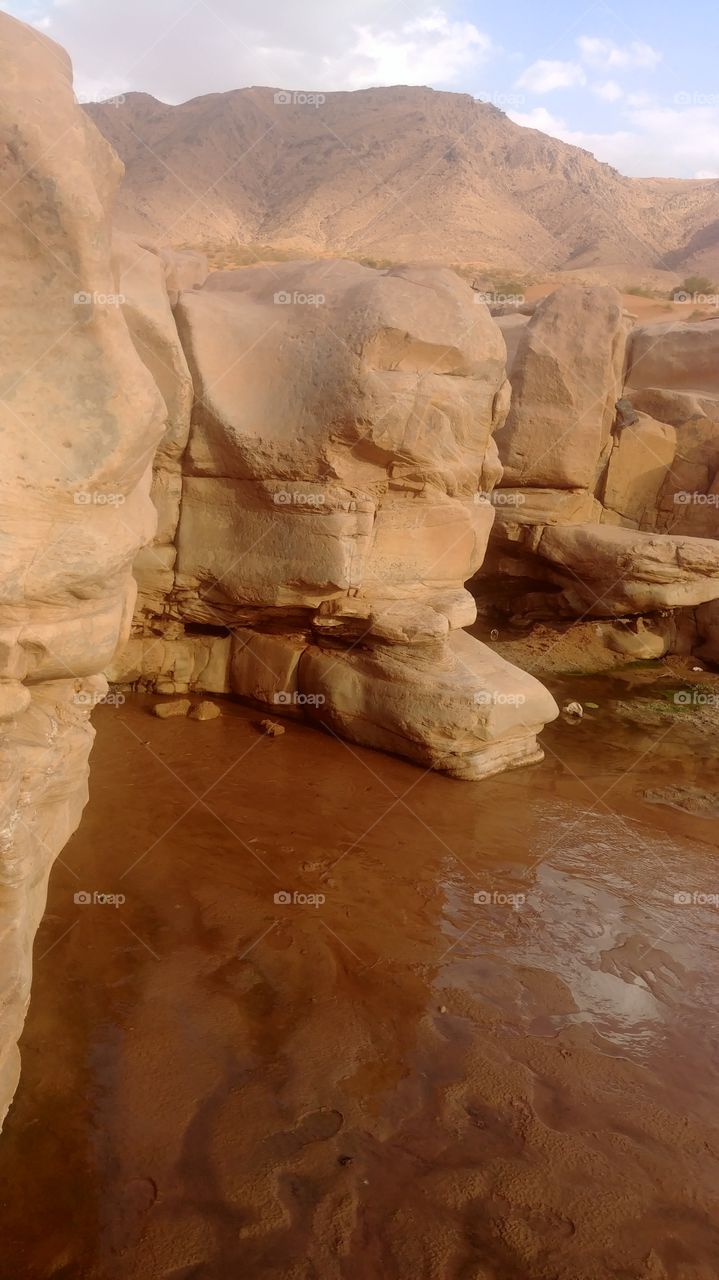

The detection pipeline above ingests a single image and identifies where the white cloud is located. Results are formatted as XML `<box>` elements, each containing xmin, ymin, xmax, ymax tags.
<box><xmin>516</xmin><ymin>59</ymin><xmax>586</xmax><ymax>93</ymax></box>
<box><xmin>7</xmin><ymin>0</ymin><xmax>492</xmax><ymax>102</ymax></box>
<box><xmin>577</xmin><ymin>36</ymin><xmax>662</xmax><ymax>71</ymax></box>
<box><xmin>347</xmin><ymin>13</ymin><xmax>492</xmax><ymax>88</ymax></box>
<box><xmin>593</xmin><ymin>80</ymin><xmax>623</xmax><ymax>103</ymax></box>
<box><xmin>695</xmin><ymin>169</ymin><xmax>719</xmax><ymax>179</ymax></box>
<box><xmin>510</xmin><ymin>106</ymin><xmax>569</xmax><ymax>134</ymax></box>
<box><xmin>509</xmin><ymin>102</ymin><xmax>719</xmax><ymax>178</ymax></box>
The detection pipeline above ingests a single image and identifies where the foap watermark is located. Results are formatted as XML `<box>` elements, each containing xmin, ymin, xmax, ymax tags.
<box><xmin>273</xmin><ymin>691</ymin><xmax>326</xmax><ymax>707</ymax></box>
<box><xmin>673</xmin><ymin>690</ymin><xmax>719</xmax><ymax>707</ymax></box>
<box><xmin>674</xmin><ymin>491</ymin><xmax>719</xmax><ymax>506</ymax></box>
<box><xmin>76</xmin><ymin>93</ymin><xmax>126</xmax><ymax>108</ymax></box>
<box><xmin>73</xmin><ymin>491</ymin><xmax>125</xmax><ymax>506</ymax></box>
<box><xmin>273</xmin><ymin>290</ymin><xmax>325</xmax><ymax>306</ymax></box>
<box><xmin>273</xmin><ymin>90</ymin><xmax>325</xmax><ymax>108</ymax></box>
<box><xmin>674</xmin><ymin>91</ymin><xmax>719</xmax><ymax>107</ymax></box>
<box><xmin>476</xmin><ymin>90</ymin><xmax>526</xmax><ymax>110</ymax></box>
<box><xmin>475</xmin><ymin>491</ymin><xmax>525</xmax><ymax>506</ymax></box>
<box><xmin>474</xmin><ymin>889</ymin><xmax>525</xmax><ymax>910</ymax></box>
<box><xmin>273</xmin><ymin>490</ymin><xmax>326</xmax><ymax>506</ymax></box>
<box><xmin>74</xmin><ymin>290</ymin><xmax>126</xmax><ymax>307</ymax></box>
<box><xmin>474</xmin><ymin>690</ymin><xmax>526</xmax><ymax>707</ymax></box>
<box><xmin>674</xmin><ymin>890</ymin><xmax>719</xmax><ymax>907</ymax></box>
<box><xmin>671</xmin><ymin>290</ymin><xmax>719</xmax><ymax>307</ymax></box>
<box><xmin>274</xmin><ymin>889</ymin><xmax>326</xmax><ymax>907</ymax></box>
<box><xmin>474</xmin><ymin>291</ymin><xmax>525</xmax><ymax>306</ymax></box>
<box><xmin>74</xmin><ymin>890</ymin><xmax>126</xmax><ymax>908</ymax></box>
<box><xmin>73</xmin><ymin>690</ymin><xmax>126</xmax><ymax>708</ymax></box>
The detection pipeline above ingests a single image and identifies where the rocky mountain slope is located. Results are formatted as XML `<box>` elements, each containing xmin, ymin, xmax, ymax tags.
<box><xmin>87</xmin><ymin>85</ymin><xmax>719</xmax><ymax>276</ymax></box>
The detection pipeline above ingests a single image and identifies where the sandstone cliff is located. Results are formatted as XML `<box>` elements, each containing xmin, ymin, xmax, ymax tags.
<box><xmin>0</xmin><ymin>14</ymin><xmax>165</xmax><ymax>1126</ymax></box>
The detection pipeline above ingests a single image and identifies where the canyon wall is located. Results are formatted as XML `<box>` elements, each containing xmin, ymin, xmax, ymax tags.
<box><xmin>478</xmin><ymin>289</ymin><xmax>719</xmax><ymax>660</ymax></box>
<box><xmin>5</xmin><ymin>9</ymin><xmax>717</xmax><ymax>1134</ymax></box>
<box><xmin>0</xmin><ymin>13</ymin><xmax>559</xmax><ymax>1129</ymax></box>
<box><xmin>0</xmin><ymin>15</ymin><xmax>165</xmax><ymax>1126</ymax></box>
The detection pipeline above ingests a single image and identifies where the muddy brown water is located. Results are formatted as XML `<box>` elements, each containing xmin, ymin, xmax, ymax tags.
<box><xmin>1</xmin><ymin>676</ymin><xmax>718</xmax><ymax>1280</ymax></box>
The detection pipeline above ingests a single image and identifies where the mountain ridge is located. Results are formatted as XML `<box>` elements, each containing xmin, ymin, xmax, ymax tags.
<box><xmin>86</xmin><ymin>84</ymin><xmax>719</xmax><ymax>278</ymax></box>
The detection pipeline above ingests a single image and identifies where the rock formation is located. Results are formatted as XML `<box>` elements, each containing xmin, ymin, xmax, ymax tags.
<box><xmin>0</xmin><ymin>14</ymin><xmax>562</xmax><ymax>1130</ymax></box>
<box><xmin>110</xmin><ymin>259</ymin><xmax>559</xmax><ymax>778</ymax></box>
<box><xmin>8</xmin><ymin>8</ymin><xmax>719</xmax><ymax>1137</ymax></box>
<box><xmin>0</xmin><ymin>15</ymin><xmax>165</xmax><ymax>1126</ymax></box>
<box><xmin>477</xmin><ymin>288</ymin><xmax>719</xmax><ymax>655</ymax></box>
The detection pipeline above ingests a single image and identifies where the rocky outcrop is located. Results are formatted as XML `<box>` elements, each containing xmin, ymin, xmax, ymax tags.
<box><xmin>626</xmin><ymin>319</ymin><xmax>719</xmax><ymax>399</ymax></box>
<box><xmin>112</xmin><ymin>258</ymin><xmax>558</xmax><ymax>776</ymax></box>
<box><xmin>111</xmin><ymin>232</ymin><xmax>194</xmax><ymax>620</ymax></box>
<box><xmin>0</xmin><ymin>15</ymin><xmax>165</xmax><ymax>1125</ymax></box>
<box><xmin>480</xmin><ymin>287</ymin><xmax>719</xmax><ymax>639</ymax></box>
<box><xmin>493</xmin><ymin>286</ymin><xmax>632</xmax><ymax>490</ymax></box>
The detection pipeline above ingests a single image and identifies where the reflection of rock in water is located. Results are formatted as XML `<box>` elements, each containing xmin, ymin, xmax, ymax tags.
<box><xmin>1</xmin><ymin>696</ymin><xmax>718</xmax><ymax>1277</ymax></box>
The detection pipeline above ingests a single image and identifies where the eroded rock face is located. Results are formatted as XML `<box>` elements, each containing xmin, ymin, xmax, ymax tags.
<box><xmin>0</xmin><ymin>15</ymin><xmax>164</xmax><ymax>1125</ymax></box>
<box><xmin>494</xmin><ymin>286</ymin><xmax>632</xmax><ymax>490</ymax></box>
<box><xmin>626</xmin><ymin>319</ymin><xmax>719</xmax><ymax>397</ymax></box>
<box><xmin>114</xmin><ymin>259</ymin><xmax>558</xmax><ymax>775</ymax></box>
<box><xmin>480</xmin><ymin>285</ymin><xmax>719</xmax><ymax>632</ymax></box>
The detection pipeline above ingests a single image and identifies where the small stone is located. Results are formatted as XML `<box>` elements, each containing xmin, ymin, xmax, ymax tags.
<box><xmin>189</xmin><ymin>701</ymin><xmax>221</xmax><ymax>721</ymax></box>
<box><xmin>562</xmin><ymin>700</ymin><xmax>583</xmax><ymax>720</ymax></box>
<box><xmin>338</xmin><ymin>1155</ymin><xmax>353</xmax><ymax>1167</ymax></box>
<box><xmin>439</xmin><ymin>1005</ymin><xmax>448</xmax><ymax>1014</ymax></box>
<box><xmin>585</xmin><ymin>701</ymin><xmax>599</xmax><ymax>710</ymax></box>
<box><xmin>259</xmin><ymin>718</ymin><xmax>285</xmax><ymax>737</ymax></box>
<box><xmin>153</xmin><ymin>699</ymin><xmax>191</xmax><ymax>719</ymax></box>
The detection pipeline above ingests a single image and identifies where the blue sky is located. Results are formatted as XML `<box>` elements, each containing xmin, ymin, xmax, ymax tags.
<box><xmin>6</xmin><ymin>0</ymin><xmax>719</xmax><ymax>177</ymax></box>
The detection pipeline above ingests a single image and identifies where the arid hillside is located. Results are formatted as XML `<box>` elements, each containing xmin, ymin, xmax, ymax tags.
<box><xmin>87</xmin><ymin>84</ymin><xmax>719</xmax><ymax>277</ymax></box>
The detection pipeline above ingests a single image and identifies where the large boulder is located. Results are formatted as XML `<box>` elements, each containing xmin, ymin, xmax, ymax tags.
<box><xmin>601</xmin><ymin>413</ymin><xmax>677</xmax><ymax>526</ymax></box>
<box><xmin>626</xmin><ymin>320</ymin><xmax>719</xmax><ymax>396</ymax></box>
<box><xmin>179</xmin><ymin>260</ymin><xmax>509</xmax><ymax>490</ymax></box>
<box><xmin>475</xmin><ymin>286</ymin><xmax>719</xmax><ymax>641</ymax></box>
<box><xmin>627</xmin><ymin>386</ymin><xmax>719</xmax><ymax>427</ymax></box>
<box><xmin>163</xmin><ymin>261</ymin><xmax>558</xmax><ymax>772</ymax></box>
<box><xmin>536</xmin><ymin>524</ymin><xmax>719</xmax><ymax>615</ymax></box>
<box><xmin>0</xmin><ymin>14</ymin><xmax>164</xmax><ymax>1126</ymax></box>
<box><xmin>650</xmin><ymin>417</ymin><xmax>719</xmax><ymax>538</ymax></box>
<box><xmin>494</xmin><ymin>286</ymin><xmax>631</xmax><ymax>489</ymax></box>
<box><xmin>173</xmin><ymin>260</ymin><xmax>510</xmax><ymax>620</ymax></box>
<box><xmin>301</xmin><ymin>630</ymin><xmax>558</xmax><ymax>780</ymax></box>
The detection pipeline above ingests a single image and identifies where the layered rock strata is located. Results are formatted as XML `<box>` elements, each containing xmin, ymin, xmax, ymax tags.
<box><xmin>0</xmin><ymin>15</ymin><xmax>165</xmax><ymax>1125</ymax></box>
<box><xmin>111</xmin><ymin>259</ymin><xmax>559</xmax><ymax>777</ymax></box>
<box><xmin>478</xmin><ymin>288</ymin><xmax>719</xmax><ymax>648</ymax></box>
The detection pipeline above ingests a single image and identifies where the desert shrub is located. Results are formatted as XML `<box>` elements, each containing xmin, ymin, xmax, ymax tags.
<box><xmin>669</xmin><ymin>274</ymin><xmax>716</xmax><ymax>300</ymax></box>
